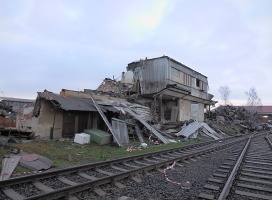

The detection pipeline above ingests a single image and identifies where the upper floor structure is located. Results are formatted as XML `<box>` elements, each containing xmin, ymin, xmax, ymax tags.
<box><xmin>123</xmin><ymin>56</ymin><xmax>215</xmax><ymax>106</ymax></box>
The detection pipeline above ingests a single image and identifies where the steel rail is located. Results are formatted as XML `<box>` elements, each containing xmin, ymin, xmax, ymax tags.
<box><xmin>23</xmin><ymin>137</ymin><xmax>248</xmax><ymax>200</ymax></box>
<box><xmin>0</xmin><ymin>135</ymin><xmax>249</xmax><ymax>200</ymax></box>
<box><xmin>0</xmin><ymin>136</ymin><xmax>237</xmax><ymax>188</ymax></box>
<box><xmin>265</xmin><ymin>131</ymin><xmax>272</xmax><ymax>148</ymax></box>
<box><xmin>217</xmin><ymin>135</ymin><xmax>252</xmax><ymax>200</ymax></box>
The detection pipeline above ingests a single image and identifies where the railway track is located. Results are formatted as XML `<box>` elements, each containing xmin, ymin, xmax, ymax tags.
<box><xmin>0</xmin><ymin>135</ymin><xmax>248</xmax><ymax>200</ymax></box>
<box><xmin>198</xmin><ymin>131</ymin><xmax>272</xmax><ymax>200</ymax></box>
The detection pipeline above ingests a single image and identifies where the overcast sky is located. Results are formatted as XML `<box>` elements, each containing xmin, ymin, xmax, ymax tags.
<box><xmin>1</xmin><ymin>0</ymin><xmax>271</xmax><ymax>106</ymax></box>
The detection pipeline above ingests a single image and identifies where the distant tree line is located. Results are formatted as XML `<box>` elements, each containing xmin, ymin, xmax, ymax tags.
<box><xmin>218</xmin><ymin>85</ymin><xmax>262</xmax><ymax>107</ymax></box>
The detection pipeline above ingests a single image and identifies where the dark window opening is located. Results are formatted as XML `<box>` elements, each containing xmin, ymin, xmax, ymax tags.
<box><xmin>196</xmin><ymin>79</ymin><xmax>200</xmax><ymax>87</ymax></box>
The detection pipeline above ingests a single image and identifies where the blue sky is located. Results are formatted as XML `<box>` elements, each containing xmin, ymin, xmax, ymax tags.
<box><xmin>1</xmin><ymin>0</ymin><xmax>271</xmax><ymax>106</ymax></box>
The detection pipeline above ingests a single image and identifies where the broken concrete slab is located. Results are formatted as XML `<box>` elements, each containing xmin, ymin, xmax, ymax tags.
<box><xmin>0</xmin><ymin>155</ymin><xmax>21</xmax><ymax>180</ymax></box>
<box><xmin>207</xmin><ymin>105</ymin><xmax>262</xmax><ymax>131</ymax></box>
<box><xmin>18</xmin><ymin>153</ymin><xmax>54</xmax><ymax>171</ymax></box>
<box><xmin>21</xmin><ymin>154</ymin><xmax>39</xmax><ymax>162</ymax></box>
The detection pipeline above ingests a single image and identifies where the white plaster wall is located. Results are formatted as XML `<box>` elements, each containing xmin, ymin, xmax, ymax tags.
<box><xmin>198</xmin><ymin>103</ymin><xmax>205</xmax><ymax>122</ymax></box>
<box><xmin>16</xmin><ymin>106</ymin><xmax>37</xmax><ymax>132</ymax></box>
<box><xmin>178</xmin><ymin>99</ymin><xmax>191</xmax><ymax>121</ymax></box>
<box><xmin>178</xmin><ymin>100</ymin><xmax>205</xmax><ymax>122</ymax></box>
<box><xmin>36</xmin><ymin>101</ymin><xmax>63</xmax><ymax>139</ymax></box>
<box><xmin>190</xmin><ymin>103</ymin><xmax>199</xmax><ymax>121</ymax></box>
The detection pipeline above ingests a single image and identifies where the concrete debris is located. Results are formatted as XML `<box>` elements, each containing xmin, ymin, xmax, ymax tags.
<box><xmin>0</xmin><ymin>143</ymin><xmax>20</xmax><ymax>154</ymax></box>
<box><xmin>207</xmin><ymin>105</ymin><xmax>262</xmax><ymax>130</ymax></box>
<box><xmin>0</xmin><ymin>155</ymin><xmax>21</xmax><ymax>180</ymax></box>
<box><xmin>96</xmin><ymin>78</ymin><xmax>120</xmax><ymax>94</ymax></box>
<box><xmin>18</xmin><ymin>152</ymin><xmax>54</xmax><ymax>171</ymax></box>
<box><xmin>0</xmin><ymin>116</ymin><xmax>16</xmax><ymax>129</ymax></box>
<box><xmin>128</xmin><ymin>105</ymin><xmax>151</xmax><ymax>122</ymax></box>
<box><xmin>95</xmin><ymin>96</ymin><xmax>167</xmax><ymax>144</ymax></box>
<box><xmin>125</xmin><ymin>108</ymin><xmax>170</xmax><ymax>144</ymax></box>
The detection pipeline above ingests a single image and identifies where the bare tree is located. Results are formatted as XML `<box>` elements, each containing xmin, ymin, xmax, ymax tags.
<box><xmin>245</xmin><ymin>86</ymin><xmax>262</xmax><ymax>115</ymax></box>
<box><xmin>219</xmin><ymin>85</ymin><xmax>231</xmax><ymax>105</ymax></box>
<box><xmin>245</xmin><ymin>87</ymin><xmax>262</xmax><ymax>106</ymax></box>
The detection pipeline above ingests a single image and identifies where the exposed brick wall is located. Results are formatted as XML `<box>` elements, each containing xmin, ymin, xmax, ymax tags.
<box><xmin>0</xmin><ymin>116</ymin><xmax>16</xmax><ymax>128</ymax></box>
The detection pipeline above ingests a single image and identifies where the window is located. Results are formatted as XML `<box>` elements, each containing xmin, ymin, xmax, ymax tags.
<box><xmin>171</xmin><ymin>67</ymin><xmax>180</xmax><ymax>77</ymax></box>
<box><xmin>184</xmin><ymin>73</ymin><xmax>192</xmax><ymax>87</ymax></box>
<box><xmin>196</xmin><ymin>79</ymin><xmax>200</xmax><ymax>87</ymax></box>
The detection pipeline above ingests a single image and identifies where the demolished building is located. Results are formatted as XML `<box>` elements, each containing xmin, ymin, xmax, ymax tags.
<box><xmin>25</xmin><ymin>89</ymin><xmax>169</xmax><ymax>145</ymax></box>
<box><xmin>16</xmin><ymin>56</ymin><xmax>219</xmax><ymax>144</ymax></box>
<box><xmin>120</xmin><ymin>56</ymin><xmax>217</xmax><ymax>122</ymax></box>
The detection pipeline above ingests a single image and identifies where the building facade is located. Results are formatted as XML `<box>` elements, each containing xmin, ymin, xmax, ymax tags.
<box><xmin>122</xmin><ymin>56</ymin><xmax>217</xmax><ymax>122</ymax></box>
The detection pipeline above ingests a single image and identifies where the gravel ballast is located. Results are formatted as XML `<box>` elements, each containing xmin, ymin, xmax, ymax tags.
<box><xmin>74</xmin><ymin>143</ymin><xmax>245</xmax><ymax>200</ymax></box>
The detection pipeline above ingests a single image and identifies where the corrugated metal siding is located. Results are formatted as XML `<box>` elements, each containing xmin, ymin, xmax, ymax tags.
<box><xmin>38</xmin><ymin>92</ymin><xmax>98</xmax><ymax>111</ymax></box>
<box><xmin>169</xmin><ymin>59</ymin><xmax>208</xmax><ymax>89</ymax></box>
<box><xmin>140</xmin><ymin>57</ymin><xmax>168</xmax><ymax>94</ymax></box>
<box><xmin>175</xmin><ymin>121</ymin><xmax>202</xmax><ymax>137</ymax></box>
<box><xmin>127</xmin><ymin>56</ymin><xmax>210</xmax><ymax>98</ymax></box>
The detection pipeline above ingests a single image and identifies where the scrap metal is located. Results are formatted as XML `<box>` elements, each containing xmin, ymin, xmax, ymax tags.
<box><xmin>124</xmin><ymin>108</ymin><xmax>170</xmax><ymax>144</ymax></box>
<box><xmin>89</xmin><ymin>93</ymin><xmax>123</xmax><ymax>147</ymax></box>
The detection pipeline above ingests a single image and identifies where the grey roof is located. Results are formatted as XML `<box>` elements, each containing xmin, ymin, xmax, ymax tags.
<box><xmin>37</xmin><ymin>92</ymin><xmax>101</xmax><ymax>112</ymax></box>
<box><xmin>0</xmin><ymin>97</ymin><xmax>35</xmax><ymax>103</ymax></box>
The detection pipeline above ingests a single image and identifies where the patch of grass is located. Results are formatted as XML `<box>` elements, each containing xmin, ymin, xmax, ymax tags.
<box><xmin>3</xmin><ymin>139</ymin><xmax>198</xmax><ymax>174</ymax></box>
<box><xmin>211</xmin><ymin>123</ymin><xmax>245</xmax><ymax>136</ymax></box>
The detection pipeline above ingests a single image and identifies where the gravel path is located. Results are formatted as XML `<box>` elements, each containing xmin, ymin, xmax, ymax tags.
<box><xmin>74</xmin><ymin>143</ymin><xmax>244</xmax><ymax>200</ymax></box>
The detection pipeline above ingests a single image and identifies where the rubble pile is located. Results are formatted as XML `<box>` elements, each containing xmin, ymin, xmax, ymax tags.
<box><xmin>206</xmin><ymin>105</ymin><xmax>262</xmax><ymax>131</ymax></box>
<box><xmin>96</xmin><ymin>78</ymin><xmax>120</xmax><ymax>94</ymax></box>
<box><xmin>0</xmin><ymin>116</ymin><xmax>16</xmax><ymax>129</ymax></box>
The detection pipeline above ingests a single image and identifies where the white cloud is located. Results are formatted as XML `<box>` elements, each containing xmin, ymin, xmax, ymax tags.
<box><xmin>125</xmin><ymin>0</ymin><xmax>170</xmax><ymax>42</ymax></box>
<box><xmin>0</xmin><ymin>0</ymin><xmax>272</xmax><ymax>105</ymax></box>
